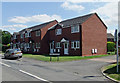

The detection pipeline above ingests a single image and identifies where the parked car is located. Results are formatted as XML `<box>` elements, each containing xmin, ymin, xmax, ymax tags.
<box><xmin>4</xmin><ymin>49</ymin><xmax>22</xmax><ymax>59</ymax></box>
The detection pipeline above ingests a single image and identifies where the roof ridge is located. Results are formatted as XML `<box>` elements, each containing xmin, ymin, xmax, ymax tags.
<box><xmin>60</xmin><ymin>13</ymin><xmax>95</xmax><ymax>23</ymax></box>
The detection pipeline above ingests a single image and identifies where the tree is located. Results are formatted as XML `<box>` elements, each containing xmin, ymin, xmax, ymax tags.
<box><xmin>2</xmin><ymin>31</ymin><xmax>11</xmax><ymax>45</ymax></box>
<box><xmin>2</xmin><ymin>31</ymin><xmax>11</xmax><ymax>52</ymax></box>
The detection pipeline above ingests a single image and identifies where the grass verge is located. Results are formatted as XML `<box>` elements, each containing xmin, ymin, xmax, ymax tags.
<box><xmin>23</xmin><ymin>54</ymin><xmax>110</xmax><ymax>62</ymax></box>
<box><xmin>103</xmin><ymin>64</ymin><xmax>120</xmax><ymax>81</ymax></box>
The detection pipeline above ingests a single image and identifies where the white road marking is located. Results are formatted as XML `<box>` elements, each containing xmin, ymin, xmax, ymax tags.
<box><xmin>19</xmin><ymin>70</ymin><xmax>49</xmax><ymax>82</ymax></box>
<box><xmin>0</xmin><ymin>62</ymin><xmax>11</xmax><ymax>67</ymax></box>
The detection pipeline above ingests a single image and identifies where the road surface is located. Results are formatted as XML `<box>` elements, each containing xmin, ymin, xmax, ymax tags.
<box><xmin>1</xmin><ymin>54</ymin><xmax>116</xmax><ymax>82</ymax></box>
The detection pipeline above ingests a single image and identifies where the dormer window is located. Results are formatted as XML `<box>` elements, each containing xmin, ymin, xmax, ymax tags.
<box><xmin>36</xmin><ymin>31</ymin><xmax>40</xmax><ymax>36</ymax></box>
<box><xmin>71</xmin><ymin>25</ymin><xmax>79</xmax><ymax>33</ymax></box>
<box><xmin>56</xmin><ymin>29</ymin><xmax>62</xmax><ymax>35</ymax></box>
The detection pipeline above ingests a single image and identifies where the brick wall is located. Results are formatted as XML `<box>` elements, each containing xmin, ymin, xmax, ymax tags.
<box><xmin>81</xmin><ymin>14</ymin><xmax>107</xmax><ymax>56</ymax></box>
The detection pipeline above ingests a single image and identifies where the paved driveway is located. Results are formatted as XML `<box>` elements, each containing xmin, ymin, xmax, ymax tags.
<box><xmin>1</xmin><ymin>54</ymin><xmax>116</xmax><ymax>82</ymax></box>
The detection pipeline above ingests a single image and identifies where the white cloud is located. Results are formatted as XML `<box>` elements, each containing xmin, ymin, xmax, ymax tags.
<box><xmin>91</xmin><ymin>2</ymin><xmax>118</xmax><ymax>27</ymax></box>
<box><xmin>1</xmin><ymin>24</ymin><xmax>27</xmax><ymax>31</ymax></box>
<box><xmin>61</xmin><ymin>1</ymin><xmax>85</xmax><ymax>12</ymax></box>
<box><xmin>107</xmin><ymin>29</ymin><xmax>115</xmax><ymax>35</ymax></box>
<box><xmin>8</xmin><ymin>14</ymin><xmax>62</xmax><ymax>24</ymax></box>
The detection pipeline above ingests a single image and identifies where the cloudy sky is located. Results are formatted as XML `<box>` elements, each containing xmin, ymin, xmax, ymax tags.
<box><xmin>1</xmin><ymin>0</ymin><xmax>119</xmax><ymax>35</ymax></box>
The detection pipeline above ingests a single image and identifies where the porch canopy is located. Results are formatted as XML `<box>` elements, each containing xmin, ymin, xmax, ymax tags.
<box><xmin>60</xmin><ymin>38</ymin><xmax>69</xmax><ymax>42</ymax></box>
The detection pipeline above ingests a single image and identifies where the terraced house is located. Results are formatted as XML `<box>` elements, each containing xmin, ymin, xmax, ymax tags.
<box><xmin>11</xmin><ymin>13</ymin><xmax>107</xmax><ymax>56</ymax></box>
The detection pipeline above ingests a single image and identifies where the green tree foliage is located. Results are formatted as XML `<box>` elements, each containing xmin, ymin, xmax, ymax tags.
<box><xmin>107</xmin><ymin>42</ymin><xmax>115</xmax><ymax>52</ymax></box>
<box><xmin>2</xmin><ymin>31</ymin><xmax>11</xmax><ymax>52</ymax></box>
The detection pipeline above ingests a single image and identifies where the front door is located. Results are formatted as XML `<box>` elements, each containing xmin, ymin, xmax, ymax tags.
<box><xmin>64</xmin><ymin>42</ymin><xmax>69</xmax><ymax>55</ymax></box>
<box><xmin>50</xmin><ymin>42</ymin><xmax>54</xmax><ymax>53</ymax></box>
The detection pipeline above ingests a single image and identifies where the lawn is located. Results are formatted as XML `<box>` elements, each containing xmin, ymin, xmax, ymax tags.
<box><xmin>103</xmin><ymin>64</ymin><xmax>120</xmax><ymax>81</ymax></box>
<box><xmin>23</xmin><ymin>54</ymin><xmax>110</xmax><ymax>62</ymax></box>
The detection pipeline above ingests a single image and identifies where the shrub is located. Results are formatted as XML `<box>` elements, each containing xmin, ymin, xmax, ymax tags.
<box><xmin>107</xmin><ymin>42</ymin><xmax>115</xmax><ymax>52</ymax></box>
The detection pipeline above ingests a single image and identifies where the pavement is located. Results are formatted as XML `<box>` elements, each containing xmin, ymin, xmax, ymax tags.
<box><xmin>0</xmin><ymin>54</ymin><xmax>117</xmax><ymax>82</ymax></box>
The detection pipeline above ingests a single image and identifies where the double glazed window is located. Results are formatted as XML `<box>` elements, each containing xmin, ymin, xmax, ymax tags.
<box><xmin>56</xmin><ymin>29</ymin><xmax>62</xmax><ymax>35</ymax></box>
<box><xmin>20</xmin><ymin>43</ymin><xmax>23</xmax><ymax>48</ymax></box>
<box><xmin>25</xmin><ymin>32</ymin><xmax>31</xmax><ymax>38</ymax></box>
<box><xmin>71</xmin><ymin>41</ymin><xmax>80</xmax><ymax>49</ymax></box>
<box><xmin>21</xmin><ymin>34</ymin><xmax>24</xmax><ymax>38</ymax></box>
<box><xmin>25</xmin><ymin>43</ymin><xmax>30</xmax><ymax>48</ymax></box>
<box><xmin>56</xmin><ymin>42</ymin><xmax>61</xmax><ymax>48</ymax></box>
<box><xmin>13</xmin><ymin>44</ymin><xmax>16</xmax><ymax>48</ymax></box>
<box><xmin>36</xmin><ymin>43</ymin><xmax>40</xmax><ymax>48</ymax></box>
<box><xmin>14</xmin><ymin>35</ymin><xmax>17</xmax><ymax>39</ymax></box>
<box><xmin>71</xmin><ymin>25</ymin><xmax>79</xmax><ymax>33</ymax></box>
<box><xmin>36</xmin><ymin>31</ymin><xmax>40</xmax><ymax>36</ymax></box>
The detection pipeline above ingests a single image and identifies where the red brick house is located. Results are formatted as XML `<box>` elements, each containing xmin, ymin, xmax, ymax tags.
<box><xmin>11</xmin><ymin>13</ymin><xmax>107</xmax><ymax>56</ymax></box>
<box><xmin>107</xmin><ymin>33</ymin><xmax>114</xmax><ymax>42</ymax></box>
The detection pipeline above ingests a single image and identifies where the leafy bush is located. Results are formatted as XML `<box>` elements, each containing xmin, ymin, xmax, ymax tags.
<box><xmin>107</xmin><ymin>42</ymin><xmax>115</xmax><ymax>52</ymax></box>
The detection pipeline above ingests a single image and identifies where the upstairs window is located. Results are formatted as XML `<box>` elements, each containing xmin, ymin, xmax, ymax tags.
<box><xmin>25</xmin><ymin>32</ymin><xmax>31</xmax><ymax>38</ymax></box>
<box><xmin>71</xmin><ymin>25</ymin><xmax>79</xmax><ymax>33</ymax></box>
<box><xmin>36</xmin><ymin>31</ymin><xmax>40</xmax><ymax>36</ymax></box>
<box><xmin>56</xmin><ymin>42</ymin><xmax>61</xmax><ymax>48</ymax></box>
<box><xmin>71</xmin><ymin>41</ymin><xmax>80</xmax><ymax>49</ymax></box>
<box><xmin>21</xmin><ymin>34</ymin><xmax>24</xmax><ymax>38</ymax></box>
<box><xmin>36</xmin><ymin>43</ymin><xmax>40</xmax><ymax>48</ymax></box>
<box><xmin>56</xmin><ymin>29</ymin><xmax>62</xmax><ymax>35</ymax></box>
<box><xmin>14</xmin><ymin>35</ymin><xmax>17</xmax><ymax>39</ymax></box>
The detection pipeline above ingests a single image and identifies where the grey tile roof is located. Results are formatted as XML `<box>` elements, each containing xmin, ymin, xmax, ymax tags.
<box><xmin>60</xmin><ymin>13</ymin><xmax>94</xmax><ymax>27</ymax></box>
<box><xmin>19</xmin><ymin>20</ymin><xmax>57</xmax><ymax>34</ymax></box>
<box><xmin>107</xmin><ymin>33</ymin><xmax>114</xmax><ymax>39</ymax></box>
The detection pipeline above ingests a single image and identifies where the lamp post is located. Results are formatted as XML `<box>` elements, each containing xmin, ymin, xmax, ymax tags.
<box><xmin>115</xmin><ymin>29</ymin><xmax>119</xmax><ymax>73</ymax></box>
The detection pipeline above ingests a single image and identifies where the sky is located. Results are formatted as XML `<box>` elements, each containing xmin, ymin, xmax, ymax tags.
<box><xmin>1</xmin><ymin>0</ymin><xmax>119</xmax><ymax>35</ymax></box>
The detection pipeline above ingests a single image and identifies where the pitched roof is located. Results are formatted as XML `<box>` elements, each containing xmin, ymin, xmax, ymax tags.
<box><xmin>60</xmin><ymin>13</ymin><xmax>94</xmax><ymax>27</ymax></box>
<box><xmin>19</xmin><ymin>20</ymin><xmax>57</xmax><ymax>34</ymax></box>
<box><xmin>107</xmin><ymin>33</ymin><xmax>114</xmax><ymax>39</ymax></box>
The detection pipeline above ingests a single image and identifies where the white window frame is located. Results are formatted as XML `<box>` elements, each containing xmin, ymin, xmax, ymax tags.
<box><xmin>14</xmin><ymin>35</ymin><xmax>17</xmax><ymax>39</ymax></box>
<box><xmin>56</xmin><ymin>42</ymin><xmax>61</xmax><ymax>48</ymax></box>
<box><xmin>71</xmin><ymin>41</ymin><xmax>80</xmax><ymax>49</ymax></box>
<box><xmin>20</xmin><ymin>43</ymin><xmax>23</xmax><ymax>48</ymax></box>
<box><xmin>25</xmin><ymin>32</ymin><xmax>31</xmax><ymax>38</ymax></box>
<box><xmin>26</xmin><ymin>43</ymin><xmax>30</xmax><ymax>48</ymax></box>
<box><xmin>36</xmin><ymin>31</ymin><xmax>40</xmax><ymax>36</ymax></box>
<box><xmin>21</xmin><ymin>34</ymin><xmax>24</xmax><ymax>38</ymax></box>
<box><xmin>13</xmin><ymin>44</ymin><xmax>16</xmax><ymax>48</ymax></box>
<box><xmin>36</xmin><ymin>43</ymin><xmax>40</xmax><ymax>48</ymax></box>
<box><xmin>71</xmin><ymin>25</ymin><xmax>79</xmax><ymax>33</ymax></box>
<box><xmin>56</xmin><ymin>29</ymin><xmax>62</xmax><ymax>35</ymax></box>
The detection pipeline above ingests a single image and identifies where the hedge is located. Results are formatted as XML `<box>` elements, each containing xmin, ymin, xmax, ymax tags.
<box><xmin>107</xmin><ymin>42</ymin><xmax>115</xmax><ymax>52</ymax></box>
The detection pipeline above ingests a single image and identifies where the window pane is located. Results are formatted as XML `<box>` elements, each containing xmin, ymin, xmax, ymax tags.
<box><xmin>76</xmin><ymin>41</ymin><xmax>80</xmax><ymax>48</ymax></box>
<box><xmin>71</xmin><ymin>42</ymin><xmax>74</xmax><ymax>48</ymax></box>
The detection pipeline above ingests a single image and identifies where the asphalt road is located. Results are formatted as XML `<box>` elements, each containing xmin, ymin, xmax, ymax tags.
<box><xmin>1</xmin><ymin>54</ymin><xmax>117</xmax><ymax>82</ymax></box>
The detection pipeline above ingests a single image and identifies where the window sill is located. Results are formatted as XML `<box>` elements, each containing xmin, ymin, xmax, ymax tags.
<box><xmin>56</xmin><ymin>47</ymin><xmax>61</xmax><ymax>48</ymax></box>
<box><xmin>71</xmin><ymin>31</ymin><xmax>79</xmax><ymax>33</ymax></box>
<box><xmin>56</xmin><ymin>34</ymin><xmax>61</xmax><ymax>35</ymax></box>
<box><xmin>36</xmin><ymin>47</ymin><xmax>40</xmax><ymax>48</ymax></box>
<box><xmin>71</xmin><ymin>48</ymin><xmax>80</xmax><ymax>49</ymax></box>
